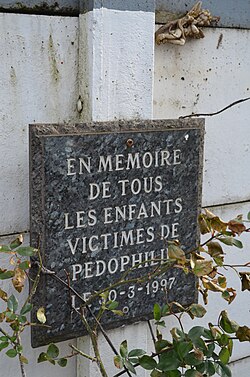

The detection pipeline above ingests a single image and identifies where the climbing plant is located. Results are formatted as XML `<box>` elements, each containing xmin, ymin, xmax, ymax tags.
<box><xmin>0</xmin><ymin>210</ymin><xmax>250</xmax><ymax>377</ymax></box>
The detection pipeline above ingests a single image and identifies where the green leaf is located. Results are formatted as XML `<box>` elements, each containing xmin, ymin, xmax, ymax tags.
<box><xmin>188</xmin><ymin>327</ymin><xmax>205</xmax><ymax>342</ymax></box>
<box><xmin>139</xmin><ymin>355</ymin><xmax>157</xmax><ymax>370</ymax></box>
<box><xmin>167</xmin><ymin>371</ymin><xmax>181</xmax><ymax>377</ymax></box>
<box><xmin>184</xmin><ymin>352</ymin><xmax>203</xmax><ymax>367</ymax></box>
<box><xmin>150</xmin><ymin>370</ymin><xmax>163</xmax><ymax>377</ymax></box>
<box><xmin>157</xmin><ymin>350</ymin><xmax>180</xmax><ymax>371</ymax></box>
<box><xmin>0</xmin><ymin>342</ymin><xmax>9</xmax><ymax>351</ymax></box>
<box><xmin>112</xmin><ymin>310</ymin><xmax>124</xmax><ymax>316</ymax></box>
<box><xmin>38</xmin><ymin>352</ymin><xmax>48</xmax><ymax>363</ymax></box>
<box><xmin>128</xmin><ymin>349</ymin><xmax>146</xmax><ymax>358</ymax></box>
<box><xmin>205</xmin><ymin>360</ymin><xmax>216</xmax><ymax>376</ymax></box>
<box><xmin>206</xmin><ymin>343</ymin><xmax>215</xmax><ymax>358</ymax></box>
<box><xmin>194</xmin><ymin>338</ymin><xmax>207</xmax><ymax>353</ymax></box>
<box><xmin>20</xmin><ymin>303</ymin><xmax>33</xmax><ymax>315</ymax></box>
<box><xmin>18</xmin><ymin>315</ymin><xmax>27</xmax><ymax>323</ymax></box>
<box><xmin>20</xmin><ymin>355</ymin><xmax>28</xmax><ymax>364</ymax></box>
<box><xmin>219</xmin><ymin>311</ymin><xmax>239</xmax><ymax>334</ymax></box>
<box><xmin>16</xmin><ymin>345</ymin><xmax>23</xmax><ymax>353</ymax></box>
<box><xmin>0</xmin><ymin>336</ymin><xmax>8</xmax><ymax>341</ymax></box>
<box><xmin>188</xmin><ymin>304</ymin><xmax>207</xmax><ymax>318</ymax></box>
<box><xmin>185</xmin><ymin>370</ymin><xmax>203</xmax><ymax>377</ymax></box>
<box><xmin>10</xmin><ymin>236</ymin><xmax>23</xmax><ymax>250</ymax></box>
<box><xmin>58</xmin><ymin>358</ymin><xmax>68</xmax><ymax>367</ymax></box>
<box><xmin>114</xmin><ymin>355</ymin><xmax>124</xmax><ymax>369</ymax></box>
<box><xmin>124</xmin><ymin>359</ymin><xmax>136</xmax><ymax>374</ymax></box>
<box><xmin>16</xmin><ymin>247</ymin><xmax>36</xmax><ymax>256</ymax></box>
<box><xmin>218</xmin><ymin>334</ymin><xmax>229</xmax><ymax>347</ymax></box>
<box><xmin>231</xmin><ymin>239</ymin><xmax>243</xmax><ymax>249</ymax></box>
<box><xmin>203</xmin><ymin>329</ymin><xmax>214</xmax><ymax>340</ymax></box>
<box><xmin>7</xmin><ymin>294</ymin><xmax>18</xmax><ymax>312</ymax></box>
<box><xmin>228</xmin><ymin>339</ymin><xmax>233</xmax><ymax>356</ymax></box>
<box><xmin>6</xmin><ymin>349</ymin><xmax>17</xmax><ymax>358</ymax></box>
<box><xmin>5</xmin><ymin>312</ymin><xmax>16</xmax><ymax>320</ymax></box>
<box><xmin>215</xmin><ymin>362</ymin><xmax>232</xmax><ymax>377</ymax></box>
<box><xmin>193</xmin><ymin>260</ymin><xmax>213</xmax><ymax>277</ymax></box>
<box><xmin>196</xmin><ymin>362</ymin><xmax>206</xmax><ymax>373</ymax></box>
<box><xmin>218</xmin><ymin>276</ymin><xmax>227</xmax><ymax>289</ymax></box>
<box><xmin>0</xmin><ymin>271</ymin><xmax>15</xmax><ymax>280</ymax></box>
<box><xmin>10</xmin><ymin>322</ymin><xmax>20</xmax><ymax>331</ymax></box>
<box><xmin>120</xmin><ymin>340</ymin><xmax>128</xmax><ymax>358</ymax></box>
<box><xmin>155</xmin><ymin>339</ymin><xmax>172</xmax><ymax>353</ymax></box>
<box><xmin>174</xmin><ymin>341</ymin><xmax>193</xmax><ymax>360</ymax></box>
<box><xmin>162</xmin><ymin>304</ymin><xmax>170</xmax><ymax>316</ymax></box>
<box><xmin>0</xmin><ymin>245</ymin><xmax>11</xmax><ymax>253</ymax></box>
<box><xmin>219</xmin><ymin>348</ymin><xmax>230</xmax><ymax>364</ymax></box>
<box><xmin>154</xmin><ymin>303</ymin><xmax>162</xmax><ymax>321</ymax></box>
<box><xmin>108</xmin><ymin>301</ymin><xmax>119</xmax><ymax>310</ymax></box>
<box><xmin>218</xmin><ymin>237</ymin><xmax>234</xmax><ymax>246</ymax></box>
<box><xmin>247</xmin><ymin>211</ymin><xmax>250</xmax><ymax>221</ymax></box>
<box><xmin>19</xmin><ymin>261</ymin><xmax>31</xmax><ymax>271</ymax></box>
<box><xmin>47</xmin><ymin>343</ymin><xmax>59</xmax><ymax>359</ymax></box>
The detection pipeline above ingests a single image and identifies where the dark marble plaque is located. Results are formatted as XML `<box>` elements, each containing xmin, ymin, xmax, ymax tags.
<box><xmin>29</xmin><ymin>119</ymin><xmax>204</xmax><ymax>347</ymax></box>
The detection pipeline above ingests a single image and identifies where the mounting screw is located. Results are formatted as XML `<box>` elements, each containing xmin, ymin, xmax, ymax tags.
<box><xmin>126</xmin><ymin>138</ymin><xmax>134</xmax><ymax>147</ymax></box>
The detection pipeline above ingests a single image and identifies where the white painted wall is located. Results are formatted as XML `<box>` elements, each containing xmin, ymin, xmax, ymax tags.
<box><xmin>154</xmin><ymin>27</ymin><xmax>250</xmax><ymax>207</ymax></box>
<box><xmin>0</xmin><ymin>13</ymin><xmax>79</xmax><ymax>377</ymax></box>
<box><xmin>77</xmin><ymin>6</ymin><xmax>155</xmax><ymax>377</ymax></box>
<box><xmin>154</xmin><ymin>26</ymin><xmax>250</xmax><ymax>375</ymax></box>
<box><xmin>0</xmin><ymin>13</ymin><xmax>79</xmax><ymax>235</ymax></box>
<box><xmin>0</xmin><ymin>9</ymin><xmax>249</xmax><ymax>377</ymax></box>
<box><xmin>79</xmin><ymin>7</ymin><xmax>154</xmax><ymax>122</ymax></box>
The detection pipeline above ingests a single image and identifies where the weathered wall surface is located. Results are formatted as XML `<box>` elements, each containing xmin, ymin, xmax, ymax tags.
<box><xmin>0</xmin><ymin>13</ymin><xmax>79</xmax><ymax>235</ymax></box>
<box><xmin>0</xmin><ymin>5</ymin><xmax>249</xmax><ymax>377</ymax></box>
<box><xmin>0</xmin><ymin>13</ymin><xmax>79</xmax><ymax>377</ymax></box>
<box><xmin>154</xmin><ymin>26</ymin><xmax>250</xmax><ymax>375</ymax></box>
<box><xmin>154</xmin><ymin>27</ymin><xmax>250</xmax><ymax>207</ymax></box>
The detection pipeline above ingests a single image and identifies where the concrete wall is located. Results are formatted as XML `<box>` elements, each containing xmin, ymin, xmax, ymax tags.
<box><xmin>0</xmin><ymin>12</ymin><xmax>79</xmax><ymax>377</ymax></box>
<box><xmin>0</xmin><ymin>6</ymin><xmax>249</xmax><ymax>377</ymax></box>
<box><xmin>154</xmin><ymin>26</ymin><xmax>250</xmax><ymax>375</ymax></box>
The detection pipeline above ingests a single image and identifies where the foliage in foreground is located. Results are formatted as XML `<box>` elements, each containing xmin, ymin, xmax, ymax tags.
<box><xmin>0</xmin><ymin>210</ymin><xmax>249</xmax><ymax>377</ymax></box>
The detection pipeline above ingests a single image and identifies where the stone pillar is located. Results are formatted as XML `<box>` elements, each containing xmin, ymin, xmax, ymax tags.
<box><xmin>78</xmin><ymin>0</ymin><xmax>155</xmax><ymax>122</ymax></box>
<box><xmin>77</xmin><ymin>1</ymin><xmax>155</xmax><ymax>376</ymax></box>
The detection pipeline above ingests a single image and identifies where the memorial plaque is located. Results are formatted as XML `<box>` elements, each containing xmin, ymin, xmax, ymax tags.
<box><xmin>29</xmin><ymin>119</ymin><xmax>204</xmax><ymax>347</ymax></box>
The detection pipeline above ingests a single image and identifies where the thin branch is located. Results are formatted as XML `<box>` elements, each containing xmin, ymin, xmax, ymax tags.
<box><xmin>0</xmin><ymin>327</ymin><xmax>11</xmax><ymax>339</ymax></box>
<box><xmin>16</xmin><ymin>335</ymin><xmax>26</xmax><ymax>377</ymax></box>
<box><xmin>172</xmin><ymin>313</ymin><xmax>184</xmax><ymax>333</ymax></box>
<box><xmin>147</xmin><ymin>320</ymin><xmax>156</xmax><ymax>344</ymax></box>
<box><xmin>85</xmin><ymin>259</ymin><xmax>175</xmax><ymax>305</ymax></box>
<box><xmin>18</xmin><ymin>354</ymin><xmax>26</xmax><ymax>377</ymax></box>
<box><xmin>224</xmin><ymin>263</ymin><xmax>250</xmax><ymax>268</ymax></box>
<box><xmin>23</xmin><ymin>242</ymin><xmax>43</xmax><ymax>308</ymax></box>
<box><xmin>180</xmin><ymin>96</ymin><xmax>250</xmax><ymax>119</ymax></box>
<box><xmin>37</xmin><ymin>264</ymin><xmax>133</xmax><ymax>377</ymax></box>
<box><xmin>113</xmin><ymin>346</ymin><xmax>175</xmax><ymax>377</ymax></box>
<box><xmin>69</xmin><ymin>344</ymin><xmax>97</xmax><ymax>362</ymax></box>
<box><xmin>28</xmin><ymin>322</ymin><xmax>51</xmax><ymax>328</ymax></box>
